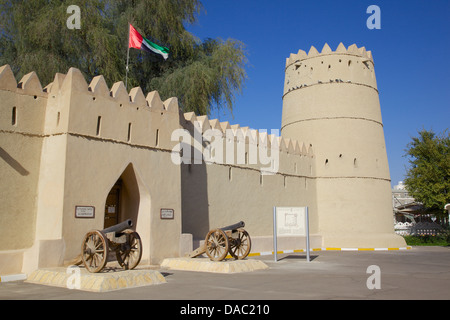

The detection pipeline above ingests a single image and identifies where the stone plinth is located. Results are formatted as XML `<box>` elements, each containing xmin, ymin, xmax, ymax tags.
<box><xmin>160</xmin><ymin>258</ymin><xmax>269</xmax><ymax>273</ymax></box>
<box><xmin>26</xmin><ymin>267</ymin><xmax>166</xmax><ymax>292</ymax></box>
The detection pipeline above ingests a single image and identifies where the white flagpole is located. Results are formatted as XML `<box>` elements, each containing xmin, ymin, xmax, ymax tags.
<box><xmin>125</xmin><ymin>23</ymin><xmax>130</xmax><ymax>90</ymax></box>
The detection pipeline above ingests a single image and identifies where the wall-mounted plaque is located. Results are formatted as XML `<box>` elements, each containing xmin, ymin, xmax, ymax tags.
<box><xmin>75</xmin><ymin>206</ymin><xmax>95</xmax><ymax>218</ymax></box>
<box><xmin>160</xmin><ymin>208</ymin><xmax>174</xmax><ymax>220</ymax></box>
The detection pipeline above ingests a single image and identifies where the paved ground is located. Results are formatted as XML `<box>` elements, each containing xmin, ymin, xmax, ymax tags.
<box><xmin>1</xmin><ymin>246</ymin><xmax>449</xmax><ymax>302</ymax></box>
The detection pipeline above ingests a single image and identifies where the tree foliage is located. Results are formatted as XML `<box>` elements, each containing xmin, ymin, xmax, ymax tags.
<box><xmin>0</xmin><ymin>0</ymin><xmax>247</xmax><ymax>115</ymax></box>
<box><xmin>404</xmin><ymin>129</ymin><xmax>450</xmax><ymax>216</ymax></box>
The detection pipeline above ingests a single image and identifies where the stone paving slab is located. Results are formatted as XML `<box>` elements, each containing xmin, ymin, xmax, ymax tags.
<box><xmin>160</xmin><ymin>257</ymin><xmax>269</xmax><ymax>273</ymax></box>
<box><xmin>25</xmin><ymin>266</ymin><xmax>166</xmax><ymax>292</ymax></box>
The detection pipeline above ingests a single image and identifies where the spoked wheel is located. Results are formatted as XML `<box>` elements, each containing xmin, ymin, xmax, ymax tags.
<box><xmin>81</xmin><ymin>230</ymin><xmax>109</xmax><ymax>273</ymax></box>
<box><xmin>229</xmin><ymin>230</ymin><xmax>252</xmax><ymax>260</ymax></box>
<box><xmin>205</xmin><ymin>229</ymin><xmax>230</xmax><ymax>261</ymax></box>
<box><xmin>116</xmin><ymin>230</ymin><xmax>142</xmax><ymax>270</ymax></box>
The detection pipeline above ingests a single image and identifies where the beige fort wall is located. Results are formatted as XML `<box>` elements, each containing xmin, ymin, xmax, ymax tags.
<box><xmin>179</xmin><ymin>113</ymin><xmax>321</xmax><ymax>253</ymax></box>
<box><xmin>0</xmin><ymin>65</ymin><xmax>183</xmax><ymax>274</ymax></box>
<box><xmin>281</xmin><ymin>43</ymin><xmax>406</xmax><ymax>248</ymax></box>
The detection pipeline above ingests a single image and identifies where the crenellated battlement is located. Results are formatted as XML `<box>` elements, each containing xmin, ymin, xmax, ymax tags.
<box><xmin>283</xmin><ymin>43</ymin><xmax>377</xmax><ymax>96</ymax></box>
<box><xmin>0</xmin><ymin>64</ymin><xmax>180</xmax><ymax>150</ymax></box>
<box><xmin>181</xmin><ymin>111</ymin><xmax>314</xmax><ymax>177</ymax></box>
<box><xmin>0</xmin><ymin>64</ymin><xmax>315</xmax><ymax>177</ymax></box>
<box><xmin>285</xmin><ymin>42</ymin><xmax>373</xmax><ymax>68</ymax></box>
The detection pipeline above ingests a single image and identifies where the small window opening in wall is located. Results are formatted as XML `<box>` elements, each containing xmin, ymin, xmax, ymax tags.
<box><xmin>228</xmin><ymin>167</ymin><xmax>232</xmax><ymax>181</ymax></box>
<box><xmin>11</xmin><ymin>107</ymin><xmax>17</xmax><ymax>125</ymax></box>
<box><xmin>96</xmin><ymin>116</ymin><xmax>101</xmax><ymax>136</ymax></box>
<box><xmin>57</xmin><ymin>112</ymin><xmax>61</xmax><ymax>126</ymax></box>
<box><xmin>328</xmin><ymin>65</ymin><xmax>331</xmax><ymax>71</ymax></box>
<box><xmin>348</xmin><ymin>60</ymin><xmax>352</xmax><ymax>67</ymax></box>
<box><xmin>127</xmin><ymin>122</ymin><xmax>132</xmax><ymax>142</ymax></box>
<box><xmin>339</xmin><ymin>154</ymin><xmax>343</xmax><ymax>158</ymax></box>
<box><xmin>325</xmin><ymin>159</ymin><xmax>329</xmax><ymax>165</ymax></box>
<box><xmin>260</xmin><ymin>173</ymin><xmax>263</xmax><ymax>185</ymax></box>
<box><xmin>354</xmin><ymin>158</ymin><xmax>358</xmax><ymax>167</ymax></box>
<box><xmin>155</xmin><ymin>129</ymin><xmax>160</xmax><ymax>146</ymax></box>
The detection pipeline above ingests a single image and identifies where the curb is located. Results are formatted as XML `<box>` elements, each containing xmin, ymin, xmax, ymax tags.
<box><xmin>248</xmin><ymin>246</ymin><xmax>412</xmax><ymax>257</ymax></box>
<box><xmin>0</xmin><ymin>274</ymin><xmax>27</xmax><ymax>283</ymax></box>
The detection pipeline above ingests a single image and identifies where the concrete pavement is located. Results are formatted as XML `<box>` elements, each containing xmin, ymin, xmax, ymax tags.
<box><xmin>1</xmin><ymin>246</ymin><xmax>449</xmax><ymax>300</ymax></box>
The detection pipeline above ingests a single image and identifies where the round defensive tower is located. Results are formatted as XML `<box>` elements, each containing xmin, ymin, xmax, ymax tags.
<box><xmin>281</xmin><ymin>43</ymin><xmax>406</xmax><ymax>248</ymax></box>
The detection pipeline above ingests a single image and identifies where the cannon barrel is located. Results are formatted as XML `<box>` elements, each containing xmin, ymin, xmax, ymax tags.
<box><xmin>220</xmin><ymin>221</ymin><xmax>245</xmax><ymax>231</ymax></box>
<box><xmin>102</xmin><ymin>219</ymin><xmax>133</xmax><ymax>234</ymax></box>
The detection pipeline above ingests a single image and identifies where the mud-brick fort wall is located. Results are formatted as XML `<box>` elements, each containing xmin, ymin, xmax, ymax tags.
<box><xmin>0</xmin><ymin>66</ymin><xmax>47</xmax><ymax>254</ymax></box>
<box><xmin>179</xmin><ymin>113</ymin><xmax>320</xmax><ymax>252</ymax></box>
<box><xmin>0</xmin><ymin>64</ymin><xmax>184</xmax><ymax>272</ymax></box>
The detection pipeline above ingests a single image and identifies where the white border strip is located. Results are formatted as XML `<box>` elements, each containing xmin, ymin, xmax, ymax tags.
<box><xmin>249</xmin><ymin>246</ymin><xmax>412</xmax><ymax>257</ymax></box>
<box><xmin>0</xmin><ymin>274</ymin><xmax>27</xmax><ymax>282</ymax></box>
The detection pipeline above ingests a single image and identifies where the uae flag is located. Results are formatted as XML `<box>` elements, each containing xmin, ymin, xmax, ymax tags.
<box><xmin>128</xmin><ymin>24</ymin><xmax>169</xmax><ymax>60</ymax></box>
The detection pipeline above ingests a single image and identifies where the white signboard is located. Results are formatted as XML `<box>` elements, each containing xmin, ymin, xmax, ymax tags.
<box><xmin>273</xmin><ymin>206</ymin><xmax>310</xmax><ymax>262</ymax></box>
<box><xmin>75</xmin><ymin>206</ymin><xmax>95</xmax><ymax>218</ymax></box>
<box><xmin>275</xmin><ymin>207</ymin><xmax>306</xmax><ymax>236</ymax></box>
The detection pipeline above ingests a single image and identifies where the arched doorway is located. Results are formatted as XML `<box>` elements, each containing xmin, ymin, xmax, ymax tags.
<box><xmin>104</xmin><ymin>163</ymin><xmax>151</xmax><ymax>263</ymax></box>
<box><xmin>104</xmin><ymin>179</ymin><xmax>122</xmax><ymax>229</ymax></box>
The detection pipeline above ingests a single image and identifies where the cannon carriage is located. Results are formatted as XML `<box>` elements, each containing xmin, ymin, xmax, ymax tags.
<box><xmin>80</xmin><ymin>219</ymin><xmax>142</xmax><ymax>273</ymax></box>
<box><xmin>187</xmin><ymin>221</ymin><xmax>252</xmax><ymax>261</ymax></box>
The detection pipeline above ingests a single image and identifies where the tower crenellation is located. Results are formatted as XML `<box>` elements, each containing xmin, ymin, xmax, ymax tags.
<box><xmin>284</xmin><ymin>43</ymin><xmax>377</xmax><ymax>98</ymax></box>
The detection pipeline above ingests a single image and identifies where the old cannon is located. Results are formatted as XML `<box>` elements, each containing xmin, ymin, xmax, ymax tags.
<box><xmin>187</xmin><ymin>221</ymin><xmax>252</xmax><ymax>261</ymax></box>
<box><xmin>80</xmin><ymin>219</ymin><xmax>142</xmax><ymax>273</ymax></box>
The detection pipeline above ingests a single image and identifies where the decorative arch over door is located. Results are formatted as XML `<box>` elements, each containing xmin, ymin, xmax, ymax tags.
<box><xmin>104</xmin><ymin>163</ymin><xmax>151</xmax><ymax>263</ymax></box>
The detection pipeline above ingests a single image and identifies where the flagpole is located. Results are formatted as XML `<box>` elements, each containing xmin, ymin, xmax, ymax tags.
<box><xmin>125</xmin><ymin>22</ymin><xmax>130</xmax><ymax>90</ymax></box>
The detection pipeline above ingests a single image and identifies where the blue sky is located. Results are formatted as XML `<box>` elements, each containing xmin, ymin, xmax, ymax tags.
<box><xmin>186</xmin><ymin>0</ymin><xmax>450</xmax><ymax>187</ymax></box>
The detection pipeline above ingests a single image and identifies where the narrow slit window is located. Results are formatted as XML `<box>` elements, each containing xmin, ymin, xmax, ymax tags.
<box><xmin>155</xmin><ymin>129</ymin><xmax>160</xmax><ymax>146</ymax></box>
<box><xmin>127</xmin><ymin>122</ymin><xmax>132</xmax><ymax>142</ymax></box>
<box><xmin>96</xmin><ymin>116</ymin><xmax>102</xmax><ymax>136</ymax></box>
<box><xmin>11</xmin><ymin>107</ymin><xmax>17</xmax><ymax>126</ymax></box>
<box><xmin>57</xmin><ymin>112</ymin><xmax>61</xmax><ymax>126</ymax></box>
<box><xmin>228</xmin><ymin>167</ymin><xmax>232</xmax><ymax>181</ymax></box>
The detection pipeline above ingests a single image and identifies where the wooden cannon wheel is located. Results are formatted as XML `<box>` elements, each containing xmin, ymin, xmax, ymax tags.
<box><xmin>81</xmin><ymin>230</ymin><xmax>109</xmax><ymax>273</ymax></box>
<box><xmin>116</xmin><ymin>230</ymin><xmax>142</xmax><ymax>270</ymax></box>
<box><xmin>205</xmin><ymin>229</ymin><xmax>229</xmax><ymax>261</ymax></box>
<box><xmin>229</xmin><ymin>229</ymin><xmax>252</xmax><ymax>260</ymax></box>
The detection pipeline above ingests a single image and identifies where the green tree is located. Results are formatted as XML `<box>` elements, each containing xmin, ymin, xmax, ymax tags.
<box><xmin>404</xmin><ymin>129</ymin><xmax>450</xmax><ymax>216</ymax></box>
<box><xmin>0</xmin><ymin>0</ymin><xmax>247</xmax><ymax>115</ymax></box>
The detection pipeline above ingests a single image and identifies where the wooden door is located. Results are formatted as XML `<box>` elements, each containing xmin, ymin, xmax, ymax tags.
<box><xmin>104</xmin><ymin>180</ymin><xmax>121</xmax><ymax>229</ymax></box>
